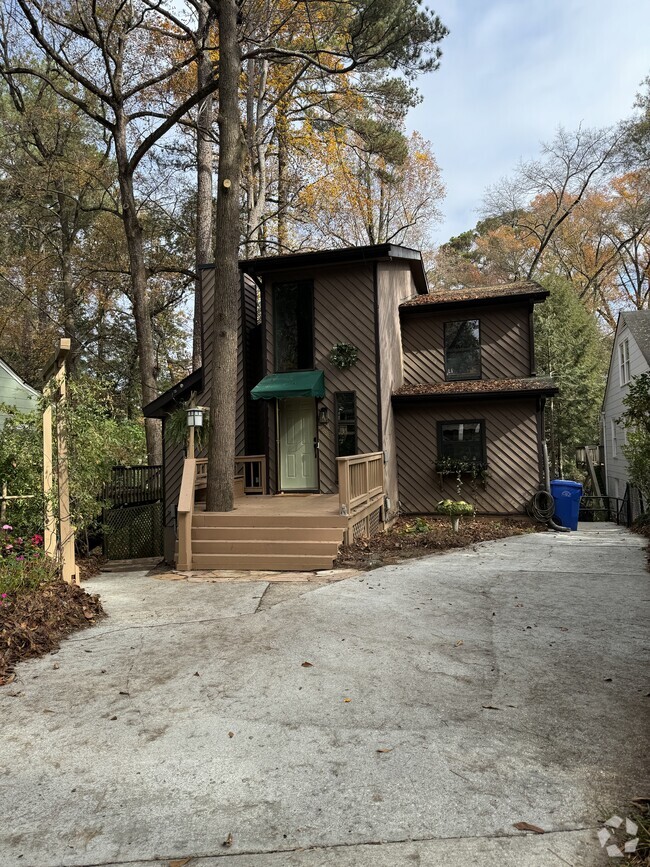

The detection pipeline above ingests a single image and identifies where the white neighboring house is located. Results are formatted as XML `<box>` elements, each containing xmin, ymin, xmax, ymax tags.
<box><xmin>601</xmin><ymin>310</ymin><xmax>650</xmax><ymax>511</ymax></box>
<box><xmin>0</xmin><ymin>356</ymin><xmax>39</xmax><ymax>429</ymax></box>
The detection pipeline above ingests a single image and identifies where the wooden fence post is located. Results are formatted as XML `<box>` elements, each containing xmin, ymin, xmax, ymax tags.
<box><xmin>42</xmin><ymin>339</ymin><xmax>78</xmax><ymax>586</ymax></box>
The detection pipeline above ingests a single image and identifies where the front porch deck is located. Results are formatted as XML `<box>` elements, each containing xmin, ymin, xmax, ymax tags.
<box><xmin>196</xmin><ymin>493</ymin><xmax>344</xmax><ymax>522</ymax></box>
<box><xmin>178</xmin><ymin>454</ymin><xmax>386</xmax><ymax>570</ymax></box>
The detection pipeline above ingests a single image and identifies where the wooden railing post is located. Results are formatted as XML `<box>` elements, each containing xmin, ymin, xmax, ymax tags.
<box><xmin>177</xmin><ymin>458</ymin><xmax>196</xmax><ymax>571</ymax></box>
<box><xmin>338</xmin><ymin>460</ymin><xmax>350</xmax><ymax>516</ymax></box>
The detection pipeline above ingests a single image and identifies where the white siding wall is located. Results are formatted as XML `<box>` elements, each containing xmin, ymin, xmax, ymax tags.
<box><xmin>602</xmin><ymin>322</ymin><xmax>649</xmax><ymax>497</ymax></box>
<box><xmin>0</xmin><ymin>361</ymin><xmax>38</xmax><ymax>429</ymax></box>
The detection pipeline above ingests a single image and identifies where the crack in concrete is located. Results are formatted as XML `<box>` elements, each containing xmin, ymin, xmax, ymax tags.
<box><xmin>65</xmin><ymin>825</ymin><xmax>599</xmax><ymax>867</ymax></box>
<box><xmin>66</xmin><ymin>615</ymin><xmax>260</xmax><ymax>642</ymax></box>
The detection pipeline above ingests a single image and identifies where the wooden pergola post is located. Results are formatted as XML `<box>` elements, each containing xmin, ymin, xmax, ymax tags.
<box><xmin>42</xmin><ymin>338</ymin><xmax>78</xmax><ymax>585</ymax></box>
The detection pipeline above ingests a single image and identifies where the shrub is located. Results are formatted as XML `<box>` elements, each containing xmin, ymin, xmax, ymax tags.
<box><xmin>0</xmin><ymin>525</ymin><xmax>57</xmax><ymax>597</ymax></box>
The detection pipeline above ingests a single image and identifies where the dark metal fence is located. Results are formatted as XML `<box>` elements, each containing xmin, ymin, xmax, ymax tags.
<box><xmin>103</xmin><ymin>465</ymin><xmax>164</xmax><ymax>560</ymax></box>
<box><xmin>580</xmin><ymin>484</ymin><xmax>647</xmax><ymax>527</ymax></box>
<box><xmin>104</xmin><ymin>465</ymin><xmax>163</xmax><ymax>507</ymax></box>
<box><xmin>103</xmin><ymin>502</ymin><xmax>163</xmax><ymax>560</ymax></box>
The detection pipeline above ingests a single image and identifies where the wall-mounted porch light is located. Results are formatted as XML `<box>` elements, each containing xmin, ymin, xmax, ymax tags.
<box><xmin>318</xmin><ymin>405</ymin><xmax>329</xmax><ymax>426</ymax></box>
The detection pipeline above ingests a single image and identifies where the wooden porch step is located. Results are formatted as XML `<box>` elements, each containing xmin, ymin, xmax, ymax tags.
<box><xmin>192</xmin><ymin>526</ymin><xmax>344</xmax><ymax>542</ymax></box>
<box><xmin>191</xmin><ymin>553</ymin><xmax>336</xmax><ymax>571</ymax></box>
<box><xmin>193</xmin><ymin>513</ymin><xmax>347</xmax><ymax>529</ymax></box>
<box><xmin>192</xmin><ymin>539</ymin><xmax>341</xmax><ymax>556</ymax></box>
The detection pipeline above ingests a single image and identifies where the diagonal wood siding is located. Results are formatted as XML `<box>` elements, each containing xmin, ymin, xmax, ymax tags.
<box><xmin>402</xmin><ymin>305</ymin><xmax>532</xmax><ymax>384</ymax></box>
<box><xmin>262</xmin><ymin>264</ymin><xmax>379</xmax><ymax>494</ymax></box>
<box><xmin>395</xmin><ymin>399</ymin><xmax>542</xmax><ymax>515</ymax></box>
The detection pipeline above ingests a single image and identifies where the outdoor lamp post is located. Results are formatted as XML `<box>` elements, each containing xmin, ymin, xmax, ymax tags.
<box><xmin>186</xmin><ymin>406</ymin><xmax>205</xmax><ymax>456</ymax></box>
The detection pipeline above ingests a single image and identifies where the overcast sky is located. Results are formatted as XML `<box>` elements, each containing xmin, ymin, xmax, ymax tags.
<box><xmin>408</xmin><ymin>0</ymin><xmax>650</xmax><ymax>244</ymax></box>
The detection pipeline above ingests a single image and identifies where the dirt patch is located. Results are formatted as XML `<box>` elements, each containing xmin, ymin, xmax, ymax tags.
<box><xmin>0</xmin><ymin>581</ymin><xmax>105</xmax><ymax>686</ymax></box>
<box><xmin>335</xmin><ymin>516</ymin><xmax>541</xmax><ymax>570</ymax></box>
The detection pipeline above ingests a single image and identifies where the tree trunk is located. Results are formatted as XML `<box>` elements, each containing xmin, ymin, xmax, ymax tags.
<box><xmin>206</xmin><ymin>0</ymin><xmax>242</xmax><ymax>512</ymax></box>
<box><xmin>193</xmin><ymin>0</ymin><xmax>214</xmax><ymax>370</ymax></box>
<box><xmin>115</xmin><ymin>125</ymin><xmax>162</xmax><ymax>465</ymax></box>
<box><xmin>277</xmin><ymin>101</ymin><xmax>289</xmax><ymax>252</ymax></box>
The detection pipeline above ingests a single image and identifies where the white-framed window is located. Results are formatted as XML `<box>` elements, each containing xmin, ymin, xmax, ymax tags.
<box><xmin>611</xmin><ymin>419</ymin><xmax>618</xmax><ymax>457</ymax></box>
<box><xmin>619</xmin><ymin>338</ymin><xmax>630</xmax><ymax>386</ymax></box>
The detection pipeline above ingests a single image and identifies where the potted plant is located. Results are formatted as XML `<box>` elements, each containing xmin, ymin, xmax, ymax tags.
<box><xmin>435</xmin><ymin>456</ymin><xmax>489</xmax><ymax>485</ymax></box>
<box><xmin>437</xmin><ymin>498</ymin><xmax>475</xmax><ymax>533</ymax></box>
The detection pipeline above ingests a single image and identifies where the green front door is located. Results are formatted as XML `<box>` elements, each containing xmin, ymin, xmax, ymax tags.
<box><xmin>278</xmin><ymin>398</ymin><xmax>318</xmax><ymax>491</ymax></box>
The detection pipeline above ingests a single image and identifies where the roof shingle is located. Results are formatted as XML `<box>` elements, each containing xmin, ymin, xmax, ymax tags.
<box><xmin>393</xmin><ymin>377</ymin><xmax>557</xmax><ymax>400</ymax></box>
<box><xmin>400</xmin><ymin>281</ymin><xmax>548</xmax><ymax>309</ymax></box>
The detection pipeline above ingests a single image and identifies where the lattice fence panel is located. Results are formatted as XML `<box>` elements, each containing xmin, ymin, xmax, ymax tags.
<box><xmin>104</xmin><ymin>502</ymin><xmax>163</xmax><ymax>561</ymax></box>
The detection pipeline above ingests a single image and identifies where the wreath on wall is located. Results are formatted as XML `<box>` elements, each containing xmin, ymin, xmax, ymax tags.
<box><xmin>329</xmin><ymin>342</ymin><xmax>359</xmax><ymax>370</ymax></box>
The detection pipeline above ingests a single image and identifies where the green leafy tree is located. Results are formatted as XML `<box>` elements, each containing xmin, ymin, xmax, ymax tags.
<box><xmin>621</xmin><ymin>371</ymin><xmax>650</xmax><ymax>499</ymax></box>
<box><xmin>0</xmin><ymin>378</ymin><xmax>146</xmax><ymax>540</ymax></box>
<box><xmin>535</xmin><ymin>276</ymin><xmax>610</xmax><ymax>477</ymax></box>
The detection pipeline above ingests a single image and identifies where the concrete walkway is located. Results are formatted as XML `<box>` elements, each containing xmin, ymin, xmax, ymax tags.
<box><xmin>1</xmin><ymin>524</ymin><xmax>648</xmax><ymax>867</ymax></box>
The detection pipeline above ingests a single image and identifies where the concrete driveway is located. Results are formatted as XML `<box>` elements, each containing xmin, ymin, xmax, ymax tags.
<box><xmin>1</xmin><ymin>524</ymin><xmax>648</xmax><ymax>867</ymax></box>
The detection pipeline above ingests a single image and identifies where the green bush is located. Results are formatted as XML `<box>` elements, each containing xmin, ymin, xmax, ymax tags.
<box><xmin>0</xmin><ymin>376</ymin><xmax>146</xmax><ymax>539</ymax></box>
<box><xmin>0</xmin><ymin>525</ymin><xmax>57</xmax><ymax>596</ymax></box>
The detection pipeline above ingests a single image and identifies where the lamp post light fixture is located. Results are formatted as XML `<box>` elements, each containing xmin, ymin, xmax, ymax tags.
<box><xmin>318</xmin><ymin>405</ymin><xmax>329</xmax><ymax>426</ymax></box>
<box><xmin>186</xmin><ymin>407</ymin><xmax>205</xmax><ymax>428</ymax></box>
<box><xmin>186</xmin><ymin>406</ymin><xmax>207</xmax><ymax>457</ymax></box>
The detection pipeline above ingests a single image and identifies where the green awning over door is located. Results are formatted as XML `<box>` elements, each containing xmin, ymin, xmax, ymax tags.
<box><xmin>250</xmin><ymin>370</ymin><xmax>325</xmax><ymax>401</ymax></box>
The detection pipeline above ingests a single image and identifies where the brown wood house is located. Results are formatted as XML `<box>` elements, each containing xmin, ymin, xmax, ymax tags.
<box><xmin>145</xmin><ymin>244</ymin><xmax>556</xmax><ymax>571</ymax></box>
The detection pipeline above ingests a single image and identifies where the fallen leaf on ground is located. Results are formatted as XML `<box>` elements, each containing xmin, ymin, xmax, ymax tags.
<box><xmin>109</xmin><ymin>716</ymin><xmax>117</xmax><ymax>721</ymax></box>
<box><xmin>228</xmin><ymin>731</ymin><xmax>234</xmax><ymax>738</ymax></box>
<box><xmin>343</xmin><ymin>698</ymin><xmax>351</xmax><ymax>703</ymax></box>
<box><xmin>513</xmin><ymin>822</ymin><xmax>545</xmax><ymax>834</ymax></box>
<box><xmin>455</xmin><ymin>640</ymin><xmax>464</xmax><ymax>647</ymax></box>
<box><xmin>482</xmin><ymin>705</ymin><xmax>500</xmax><ymax>710</ymax></box>
<box><xmin>82</xmin><ymin>609</ymin><xmax>95</xmax><ymax>620</ymax></box>
<box><xmin>119</xmin><ymin>691</ymin><xmax>130</xmax><ymax>696</ymax></box>
<box><xmin>170</xmin><ymin>859</ymin><xmax>192</xmax><ymax>867</ymax></box>
<box><xmin>53</xmin><ymin>663</ymin><xmax>59</xmax><ymax>670</ymax></box>
<box><xmin>301</xmin><ymin>661</ymin><xmax>314</xmax><ymax>667</ymax></box>
<box><xmin>193</xmin><ymin>672</ymin><xmax>200</xmax><ymax>677</ymax></box>
<box><xmin>222</xmin><ymin>833</ymin><xmax>233</xmax><ymax>848</ymax></box>
<box><xmin>376</xmin><ymin>748</ymin><xmax>393</xmax><ymax>753</ymax></box>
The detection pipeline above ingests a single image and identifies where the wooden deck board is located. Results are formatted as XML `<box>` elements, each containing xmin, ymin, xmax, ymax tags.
<box><xmin>197</xmin><ymin>494</ymin><xmax>341</xmax><ymax>519</ymax></box>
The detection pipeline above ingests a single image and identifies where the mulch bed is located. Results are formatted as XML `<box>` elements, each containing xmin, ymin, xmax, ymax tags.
<box><xmin>335</xmin><ymin>517</ymin><xmax>542</xmax><ymax>570</ymax></box>
<box><xmin>0</xmin><ymin>581</ymin><xmax>105</xmax><ymax>686</ymax></box>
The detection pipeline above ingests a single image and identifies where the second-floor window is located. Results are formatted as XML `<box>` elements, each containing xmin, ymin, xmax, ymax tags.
<box><xmin>273</xmin><ymin>280</ymin><xmax>314</xmax><ymax>371</ymax></box>
<box><xmin>444</xmin><ymin>319</ymin><xmax>481</xmax><ymax>380</ymax></box>
<box><xmin>619</xmin><ymin>337</ymin><xmax>630</xmax><ymax>386</ymax></box>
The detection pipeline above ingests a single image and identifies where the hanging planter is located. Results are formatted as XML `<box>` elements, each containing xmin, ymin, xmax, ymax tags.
<box><xmin>329</xmin><ymin>342</ymin><xmax>359</xmax><ymax>370</ymax></box>
<box><xmin>434</xmin><ymin>457</ymin><xmax>489</xmax><ymax>484</ymax></box>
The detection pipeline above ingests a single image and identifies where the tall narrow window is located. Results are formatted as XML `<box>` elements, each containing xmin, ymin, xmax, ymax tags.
<box><xmin>273</xmin><ymin>281</ymin><xmax>314</xmax><ymax>371</ymax></box>
<box><xmin>438</xmin><ymin>420</ymin><xmax>486</xmax><ymax>464</ymax></box>
<box><xmin>444</xmin><ymin>320</ymin><xmax>481</xmax><ymax>380</ymax></box>
<box><xmin>335</xmin><ymin>392</ymin><xmax>357</xmax><ymax>457</ymax></box>
<box><xmin>619</xmin><ymin>338</ymin><xmax>630</xmax><ymax>386</ymax></box>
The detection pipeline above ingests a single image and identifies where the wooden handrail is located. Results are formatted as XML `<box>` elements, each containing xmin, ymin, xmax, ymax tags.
<box><xmin>177</xmin><ymin>458</ymin><xmax>196</xmax><ymax>571</ymax></box>
<box><xmin>195</xmin><ymin>455</ymin><xmax>267</xmax><ymax>495</ymax></box>
<box><xmin>337</xmin><ymin>452</ymin><xmax>384</xmax><ymax>517</ymax></box>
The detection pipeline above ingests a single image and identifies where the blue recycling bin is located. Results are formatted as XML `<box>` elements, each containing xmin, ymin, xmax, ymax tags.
<box><xmin>550</xmin><ymin>479</ymin><xmax>583</xmax><ymax>530</ymax></box>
